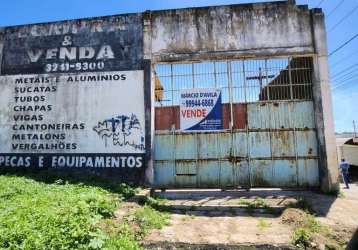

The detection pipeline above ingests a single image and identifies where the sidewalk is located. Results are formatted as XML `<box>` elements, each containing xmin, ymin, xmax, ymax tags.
<box><xmin>142</xmin><ymin>184</ymin><xmax>358</xmax><ymax>249</ymax></box>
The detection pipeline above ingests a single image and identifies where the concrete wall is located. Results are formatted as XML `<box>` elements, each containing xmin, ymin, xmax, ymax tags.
<box><xmin>144</xmin><ymin>1</ymin><xmax>338</xmax><ymax>192</ymax></box>
<box><xmin>0</xmin><ymin>0</ymin><xmax>339</xmax><ymax>191</ymax></box>
<box><xmin>144</xmin><ymin>1</ymin><xmax>314</xmax><ymax>62</ymax></box>
<box><xmin>0</xmin><ymin>28</ymin><xmax>4</xmax><ymax>74</ymax></box>
<box><xmin>1</xmin><ymin>14</ymin><xmax>143</xmax><ymax>74</ymax></box>
<box><xmin>311</xmin><ymin>9</ymin><xmax>339</xmax><ymax>193</ymax></box>
<box><xmin>0</xmin><ymin>14</ymin><xmax>151</xmax><ymax>185</ymax></box>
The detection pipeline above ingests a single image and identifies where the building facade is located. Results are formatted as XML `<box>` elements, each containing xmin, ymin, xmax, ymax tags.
<box><xmin>0</xmin><ymin>0</ymin><xmax>339</xmax><ymax>192</ymax></box>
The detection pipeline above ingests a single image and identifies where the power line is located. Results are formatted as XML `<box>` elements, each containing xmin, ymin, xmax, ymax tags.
<box><xmin>332</xmin><ymin>81</ymin><xmax>358</xmax><ymax>94</ymax></box>
<box><xmin>329</xmin><ymin>32</ymin><xmax>358</xmax><ymax>57</ymax></box>
<box><xmin>333</xmin><ymin>72</ymin><xmax>358</xmax><ymax>85</ymax></box>
<box><xmin>327</xmin><ymin>0</ymin><xmax>345</xmax><ymax>18</ymax></box>
<box><xmin>332</xmin><ymin>77</ymin><xmax>358</xmax><ymax>90</ymax></box>
<box><xmin>316</xmin><ymin>0</ymin><xmax>325</xmax><ymax>8</ymax></box>
<box><xmin>332</xmin><ymin>72</ymin><xmax>358</xmax><ymax>89</ymax></box>
<box><xmin>342</xmin><ymin>74</ymin><xmax>358</xmax><ymax>83</ymax></box>
<box><xmin>332</xmin><ymin>80</ymin><xmax>355</xmax><ymax>91</ymax></box>
<box><xmin>334</xmin><ymin>73</ymin><xmax>358</xmax><ymax>85</ymax></box>
<box><xmin>330</xmin><ymin>50</ymin><xmax>358</xmax><ymax>69</ymax></box>
<box><xmin>331</xmin><ymin>64</ymin><xmax>358</xmax><ymax>80</ymax></box>
<box><xmin>328</xmin><ymin>4</ymin><xmax>358</xmax><ymax>33</ymax></box>
<box><xmin>332</xmin><ymin>69</ymin><xmax>358</xmax><ymax>82</ymax></box>
<box><xmin>330</xmin><ymin>62</ymin><xmax>358</xmax><ymax>79</ymax></box>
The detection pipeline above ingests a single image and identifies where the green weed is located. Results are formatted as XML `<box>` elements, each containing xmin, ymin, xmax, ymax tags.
<box><xmin>132</xmin><ymin>205</ymin><xmax>170</xmax><ymax>239</ymax></box>
<box><xmin>0</xmin><ymin>174</ymin><xmax>138</xmax><ymax>250</ymax></box>
<box><xmin>292</xmin><ymin>228</ymin><xmax>311</xmax><ymax>248</ymax></box>
<box><xmin>288</xmin><ymin>197</ymin><xmax>313</xmax><ymax>213</ymax></box>
<box><xmin>138</xmin><ymin>196</ymin><xmax>169</xmax><ymax>212</ymax></box>
<box><xmin>239</xmin><ymin>197</ymin><xmax>269</xmax><ymax>209</ymax></box>
<box><xmin>102</xmin><ymin>224</ymin><xmax>143</xmax><ymax>250</ymax></box>
<box><xmin>257</xmin><ymin>219</ymin><xmax>270</xmax><ymax>230</ymax></box>
<box><xmin>291</xmin><ymin>210</ymin><xmax>330</xmax><ymax>248</ymax></box>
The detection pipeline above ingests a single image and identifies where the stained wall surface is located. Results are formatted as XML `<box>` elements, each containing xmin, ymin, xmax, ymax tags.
<box><xmin>0</xmin><ymin>14</ymin><xmax>151</xmax><ymax>184</ymax></box>
<box><xmin>146</xmin><ymin>1</ymin><xmax>338</xmax><ymax>191</ymax></box>
<box><xmin>0</xmin><ymin>0</ymin><xmax>339</xmax><ymax>191</ymax></box>
<box><xmin>146</xmin><ymin>1</ymin><xmax>314</xmax><ymax>62</ymax></box>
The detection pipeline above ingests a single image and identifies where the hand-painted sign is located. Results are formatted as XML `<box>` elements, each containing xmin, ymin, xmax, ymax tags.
<box><xmin>0</xmin><ymin>71</ymin><xmax>145</xmax><ymax>168</ymax></box>
<box><xmin>180</xmin><ymin>88</ymin><xmax>222</xmax><ymax>131</ymax></box>
<box><xmin>1</xmin><ymin>14</ymin><xmax>143</xmax><ymax>75</ymax></box>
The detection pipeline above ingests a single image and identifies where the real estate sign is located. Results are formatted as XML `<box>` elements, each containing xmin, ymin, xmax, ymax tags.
<box><xmin>180</xmin><ymin>88</ymin><xmax>222</xmax><ymax>131</ymax></box>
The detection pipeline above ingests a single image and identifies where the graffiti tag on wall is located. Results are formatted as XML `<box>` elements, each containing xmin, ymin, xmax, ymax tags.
<box><xmin>93</xmin><ymin>113</ymin><xmax>145</xmax><ymax>151</ymax></box>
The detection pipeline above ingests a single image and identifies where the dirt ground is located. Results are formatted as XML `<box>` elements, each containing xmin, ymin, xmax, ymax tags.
<box><xmin>141</xmin><ymin>183</ymin><xmax>358</xmax><ymax>249</ymax></box>
<box><xmin>309</xmin><ymin>183</ymin><xmax>358</xmax><ymax>229</ymax></box>
<box><xmin>145</xmin><ymin>211</ymin><xmax>293</xmax><ymax>246</ymax></box>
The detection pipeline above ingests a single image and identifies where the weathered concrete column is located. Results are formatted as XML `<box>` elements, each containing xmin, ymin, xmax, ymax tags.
<box><xmin>311</xmin><ymin>9</ymin><xmax>339</xmax><ymax>193</ymax></box>
<box><xmin>143</xmin><ymin>13</ymin><xmax>155</xmax><ymax>186</ymax></box>
<box><xmin>143</xmin><ymin>11</ymin><xmax>152</xmax><ymax>61</ymax></box>
<box><xmin>0</xmin><ymin>28</ymin><xmax>4</xmax><ymax>74</ymax></box>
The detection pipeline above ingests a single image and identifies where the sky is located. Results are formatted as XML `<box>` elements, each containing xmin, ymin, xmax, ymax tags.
<box><xmin>0</xmin><ymin>0</ymin><xmax>357</xmax><ymax>133</ymax></box>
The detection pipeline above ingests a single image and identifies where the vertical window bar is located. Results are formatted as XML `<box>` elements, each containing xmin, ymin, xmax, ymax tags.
<box><xmin>227</xmin><ymin>61</ymin><xmax>234</xmax><ymax>129</ymax></box>
<box><xmin>192</xmin><ymin>63</ymin><xmax>195</xmax><ymax>88</ymax></box>
<box><xmin>243</xmin><ymin>61</ymin><xmax>247</xmax><ymax>103</ymax></box>
<box><xmin>214</xmin><ymin>61</ymin><xmax>217</xmax><ymax>88</ymax></box>
<box><xmin>170</xmin><ymin>64</ymin><xmax>174</xmax><ymax>106</ymax></box>
<box><xmin>265</xmin><ymin>59</ymin><xmax>270</xmax><ymax>101</ymax></box>
<box><xmin>288</xmin><ymin>57</ymin><xmax>293</xmax><ymax>100</ymax></box>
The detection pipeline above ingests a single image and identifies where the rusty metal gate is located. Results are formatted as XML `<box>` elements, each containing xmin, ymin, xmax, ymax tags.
<box><xmin>153</xmin><ymin>57</ymin><xmax>319</xmax><ymax>188</ymax></box>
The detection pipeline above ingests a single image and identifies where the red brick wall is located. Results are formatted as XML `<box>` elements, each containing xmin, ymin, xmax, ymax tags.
<box><xmin>155</xmin><ymin>103</ymin><xmax>247</xmax><ymax>130</ymax></box>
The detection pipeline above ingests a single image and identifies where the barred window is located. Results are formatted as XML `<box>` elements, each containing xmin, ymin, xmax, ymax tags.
<box><xmin>154</xmin><ymin>57</ymin><xmax>313</xmax><ymax>107</ymax></box>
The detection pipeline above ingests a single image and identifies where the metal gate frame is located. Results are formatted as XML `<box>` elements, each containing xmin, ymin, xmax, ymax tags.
<box><xmin>153</xmin><ymin>57</ymin><xmax>319</xmax><ymax>189</ymax></box>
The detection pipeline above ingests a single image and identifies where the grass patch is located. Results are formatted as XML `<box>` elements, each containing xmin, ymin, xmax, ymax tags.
<box><xmin>290</xmin><ymin>211</ymin><xmax>330</xmax><ymax>249</ymax></box>
<box><xmin>304</xmin><ymin>214</ymin><xmax>329</xmax><ymax>234</ymax></box>
<box><xmin>337</xmin><ymin>191</ymin><xmax>345</xmax><ymax>198</ymax></box>
<box><xmin>288</xmin><ymin>197</ymin><xmax>313</xmax><ymax>214</ymax></box>
<box><xmin>131</xmin><ymin>206</ymin><xmax>170</xmax><ymax>239</ymax></box>
<box><xmin>238</xmin><ymin>197</ymin><xmax>269</xmax><ymax>209</ymax></box>
<box><xmin>0</xmin><ymin>174</ymin><xmax>134</xmax><ymax>249</ymax></box>
<box><xmin>137</xmin><ymin>196</ymin><xmax>170</xmax><ymax>212</ymax></box>
<box><xmin>0</xmin><ymin>173</ymin><xmax>169</xmax><ymax>250</ymax></box>
<box><xmin>292</xmin><ymin>228</ymin><xmax>311</xmax><ymax>249</ymax></box>
<box><xmin>238</xmin><ymin>197</ymin><xmax>274</xmax><ymax>214</ymax></box>
<box><xmin>100</xmin><ymin>222</ymin><xmax>144</xmax><ymax>250</ymax></box>
<box><xmin>257</xmin><ymin>219</ymin><xmax>270</xmax><ymax>230</ymax></box>
<box><xmin>325</xmin><ymin>189</ymin><xmax>344</xmax><ymax>198</ymax></box>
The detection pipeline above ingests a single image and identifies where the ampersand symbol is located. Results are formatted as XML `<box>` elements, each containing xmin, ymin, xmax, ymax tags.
<box><xmin>62</xmin><ymin>35</ymin><xmax>72</xmax><ymax>46</ymax></box>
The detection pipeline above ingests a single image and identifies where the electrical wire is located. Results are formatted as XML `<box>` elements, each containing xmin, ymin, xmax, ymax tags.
<box><xmin>333</xmin><ymin>73</ymin><xmax>358</xmax><ymax>85</ymax></box>
<box><xmin>316</xmin><ymin>0</ymin><xmax>325</xmax><ymax>8</ymax></box>
<box><xmin>329</xmin><ymin>32</ymin><xmax>358</xmax><ymax>57</ymax></box>
<box><xmin>333</xmin><ymin>75</ymin><xmax>358</xmax><ymax>87</ymax></box>
<box><xmin>330</xmin><ymin>50</ymin><xmax>358</xmax><ymax>69</ymax></box>
<box><xmin>332</xmin><ymin>77</ymin><xmax>358</xmax><ymax>90</ymax></box>
<box><xmin>328</xmin><ymin>4</ymin><xmax>358</xmax><ymax>33</ymax></box>
<box><xmin>332</xmin><ymin>84</ymin><xmax>358</xmax><ymax>95</ymax></box>
<box><xmin>332</xmin><ymin>68</ymin><xmax>358</xmax><ymax>82</ymax></box>
<box><xmin>327</xmin><ymin>0</ymin><xmax>345</xmax><ymax>18</ymax></box>
<box><xmin>330</xmin><ymin>62</ymin><xmax>358</xmax><ymax>79</ymax></box>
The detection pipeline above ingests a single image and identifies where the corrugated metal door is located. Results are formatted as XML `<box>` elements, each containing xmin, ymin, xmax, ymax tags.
<box><xmin>153</xmin><ymin>58</ymin><xmax>319</xmax><ymax>188</ymax></box>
